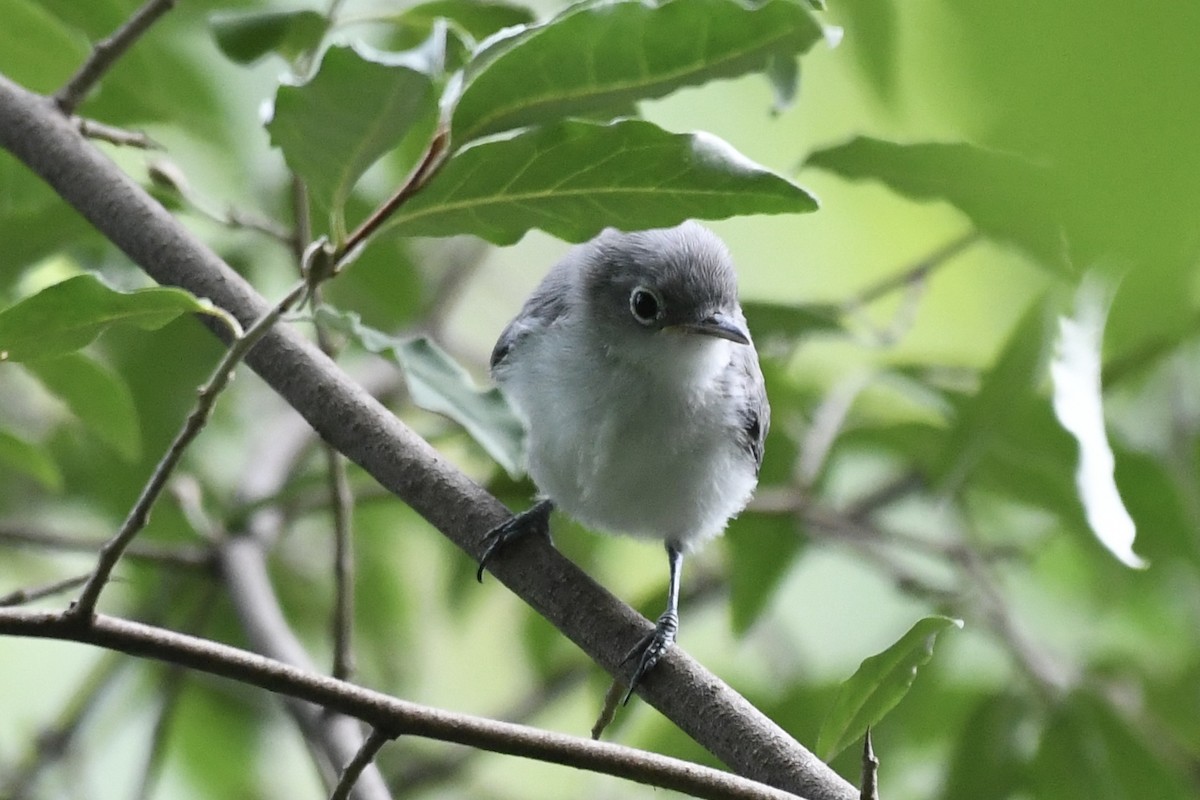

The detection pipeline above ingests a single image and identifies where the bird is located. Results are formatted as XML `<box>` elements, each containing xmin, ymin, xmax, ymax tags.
<box><xmin>476</xmin><ymin>221</ymin><xmax>769</xmax><ymax>703</ymax></box>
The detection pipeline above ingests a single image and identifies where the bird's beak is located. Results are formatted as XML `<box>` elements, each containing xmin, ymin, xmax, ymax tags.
<box><xmin>674</xmin><ymin>313</ymin><xmax>751</xmax><ymax>345</ymax></box>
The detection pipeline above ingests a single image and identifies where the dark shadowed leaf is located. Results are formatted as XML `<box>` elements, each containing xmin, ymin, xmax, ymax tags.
<box><xmin>725</xmin><ymin>514</ymin><xmax>803</xmax><ymax>635</ymax></box>
<box><xmin>817</xmin><ymin>615</ymin><xmax>962</xmax><ymax>759</ymax></box>
<box><xmin>1033</xmin><ymin>691</ymin><xmax>1194</xmax><ymax>800</ymax></box>
<box><xmin>833</xmin><ymin>0</ymin><xmax>898</xmax><ymax>103</ymax></box>
<box><xmin>385</xmin><ymin>0</ymin><xmax>536</xmax><ymax>48</ymax></box>
<box><xmin>386</xmin><ymin>118</ymin><xmax>818</xmax><ymax>244</ymax></box>
<box><xmin>938</xmin><ymin>693</ymin><xmax>1032</xmax><ymax>800</ymax></box>
<box><xmin>23</xmin><ymin>353</ymin><xmax>141</xmax><ymax>462</ymax></box>
<box><xmin>267</xmin><ymin>43</ymin><xmax>437</xmax><ymax>219</ymax></box>
<box><xmin>315</xmin><ymin>308</ymin><xmax>524</xmax><ymax>476</ymax></box>
<box><xmin>209</xmin><ymin>9</ymin><xmax>329</xmax><ymax>65</ymax></box>
<box><xmin>743</xmin><ymin>300</ymin><xmax>843</xmax><ymax>341</ymax></box>
<box><xmin>806</xmin><ymin>138</ymin><xmax>1068</xmax><ymax>271</ymax></box>
<box><xmin>0</xmin><ymin>274</ymin><xmax>234</xmax><ymax>362</ymax></box>
<box><xmin>0</xmin><ymin>428</ymin><xmax>61</xmax><ymax>490</ymax></box>
<box><xmin>451</xmin><ymin>0</ymin><xmax>824</xmax><ymax>143</ymax></box>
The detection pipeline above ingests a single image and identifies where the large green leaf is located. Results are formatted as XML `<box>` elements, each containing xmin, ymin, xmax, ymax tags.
<box><xmin>742</xmin><ymin>300</ymin><xmax>843</xmax><ymax>342</ymax></box>
<box><xmin>451</xmin><ymin>0</ymin><xmax>825</xmax><ymax>143</ymax></box>
<box><xmin>209</xmin><ymin>9</ymin><xmax>329</xmax><ymax>65</ymax></box>
<box><xmin>1033</xmin><ymin>691</ymin><xmax>1195</xmax><ymax>800</ymax></box>
<box><xmin>266</xmin><ymin>43</ymin><xmax>438</xmax><ymax>219</ymax></box>
<box><xmin>0</xmin><ymin>274</ymin><xmax>233</xmax><ymax>362</ymax></box>
<box><xmin>0</xmin><ymin>0</ymin><xmax>90</xmax><ymax>93</ymax></box>
<box><xmin>315</xmin><ymin>308</ymin><xmax>525</xmax><ymax>476</ymax></box>
<box><xmin>23</xmin><ymin>353</ymin><xmax>141</xmax><ymax>462</ymax></box>
<box><xmin>386</xmin><ymin>118</ymin><xmax>818</xmax><ymax>244</ymax></box>
<box><xmin>725</xmin><ymin>514</ymin><xmax>803</xmax><ymax>635</ymax></box>
<box><xmin>0</xmin><ymin>428</ymin><xmax>62</xmax><ymax>490</ymax></box>
<box><xmin>817</xmin><ymin>615</ymin><xmax>962</xmax><ymax>759</ymax></box>
<box><xmin>806</xmin><ymin>138</ymin><xmax>1068</xmax><ymax>271</ymax></box>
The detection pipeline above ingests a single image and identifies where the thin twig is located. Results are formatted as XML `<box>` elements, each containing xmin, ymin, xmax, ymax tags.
<box><xmin>0</xmin><ymin>609</ymin><xmax>815</xmax><ymax>800</ymax></box>
<box><xmin>0</xmin><ymin>523</ymin><xmax>213</xmax><ymax>570</ymax></box>
<box><xmin>327</xmin><ymin>443</ymin><xmax>356</xmax><ymax>681</ymax></box>
<box><xmin>0</xmin><ymin>574</ymin><xmax>91</xmax><ymax>607</ymax></box>
<box><xmin>76</xmin><ymin>118</ymin><xmax>161</xmax><ymax>149</ymax></box>
<box><xmin>842</xmin><ymin>231</ymin><xmax>981</xmax><ymax>311</ymax></box>
<box><xmin>859</xmin><ymin>729</ymin><xmax>878</xmax><ymax>800</ymax></box>
<box><xmin>330</xmin><ymin>728</ymin><xmax>394</xmax><ymax>800</ymax></box>
<box><xmin>66</xmin><ymin>280</ymin><xmax>307</xmax><ymax>623</ymax></box>
<box><xmin>337</xmin><ymin>126</ymin><xmax>451</xmax><ymax>265</ymax></box>
<box><xmin>55</xmin><ymin>0</ymin><xmax>178</xmax><ymax>114</ymax></box>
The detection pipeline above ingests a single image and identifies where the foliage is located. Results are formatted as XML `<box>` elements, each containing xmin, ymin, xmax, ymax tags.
<box><xmin>2</xmin><ymin>0</ymin><xmax>1200</xmax><ymax>799</ymax></box>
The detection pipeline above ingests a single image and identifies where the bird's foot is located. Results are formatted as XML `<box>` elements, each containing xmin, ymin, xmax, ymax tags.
<box><xmin>621</xmin><ymin>609</ymin><xmax>679</xmax><ymax>705</ymax></box>
<box><xmin>476</xmin><ymin>500</ymin><xmax>553</xmax><ymax>582</ymax></box>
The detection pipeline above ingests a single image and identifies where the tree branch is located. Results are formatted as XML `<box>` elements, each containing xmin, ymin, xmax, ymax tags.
<box><xmin>0</xmin><ymin>608</ymin><xmax>816</xmax><ymax>800</ymax></box>
<box><xmin>331</xmin><ymin>728</ymin><xmax>393</xmax><ymax>800</ymax></box>
<box><xmin>54</xmin><ymin>0</ymin><xmax>178</xmax><ymax>114</ymax></box>
<box><xmin>0</xmin><ymin>73</ymin><xmax>856</xmax><ymax>800</ymax></box>
<box><xmin>0</xmin><ymin>523</ymin><xmax>213</xmax><ymax>570</ymax></box>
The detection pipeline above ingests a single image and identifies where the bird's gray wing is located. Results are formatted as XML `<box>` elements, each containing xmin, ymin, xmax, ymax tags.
<box><xmin>732</xmin><ymin>345</ymin><xmax>769</xmax><ymax>475</ymax></box>
<box><xmin>490</xmin><ymin>261</ymin><xmax>574</xmax><ymax>372</ymax></box>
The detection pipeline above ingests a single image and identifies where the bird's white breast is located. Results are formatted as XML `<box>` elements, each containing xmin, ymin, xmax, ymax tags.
<box><xmin>498</xmin><ymin>324</ymin><xmax>758</xmax><ymax>549</ymax></box>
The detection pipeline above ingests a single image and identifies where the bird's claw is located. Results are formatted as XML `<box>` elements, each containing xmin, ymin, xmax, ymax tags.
<box><xmin>476</xmin><ymin>500</ymin><xmax>553</xmax><ymax>582</ymax></box>
<box><xmin>621</xmin><ymin>609</ymin><xmax>679</xmax><ymax>705</ymax></box>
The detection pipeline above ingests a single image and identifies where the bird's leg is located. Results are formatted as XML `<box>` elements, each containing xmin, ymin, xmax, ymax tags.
<box><xmin>476</xmin><ymin>500</ymin><xmax>554</xmax><ymax>582</ymax></box>
<box><xmin>622</xmin><ymin>542</ymin><xmax>684</xmax><ymax>704</ymax></box>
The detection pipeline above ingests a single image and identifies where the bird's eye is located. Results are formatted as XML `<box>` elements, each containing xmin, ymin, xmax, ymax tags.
<box><xmin>629</xmin><ymin>286</ymin><xmax>663</xmax><ymax>324</ymax></box>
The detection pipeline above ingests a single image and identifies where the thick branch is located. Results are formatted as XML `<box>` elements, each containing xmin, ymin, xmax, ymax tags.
<box><xmin>0</xmin><ymin>73</ymin><xmax>855</xmax><ymax>800</ymax></box>
<box><xmin>0</xmin><ymin>608</ymin><xmax>810</xmax><ymax>800</ymax></box>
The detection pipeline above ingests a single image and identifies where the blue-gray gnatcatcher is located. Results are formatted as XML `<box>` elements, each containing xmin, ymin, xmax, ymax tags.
<box><xmin>477</xmin><ymin>221</ymin><xmax>769</xmax><ymax>702</ymax></box>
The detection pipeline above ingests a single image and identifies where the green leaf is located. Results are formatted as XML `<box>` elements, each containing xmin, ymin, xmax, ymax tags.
<box><xmin>1033</xmin><ymin>691</ymin><xmax>1195</xmax><ymax>800</ymax></box>
<box><xmin>452</xmin><ymin>0</ymin><xmax>825</xmax><ymax>143</ymax></box>
<box><xmin>725</xmin><ymin>514</ymin><xmax>803</xmax><ymax>635</ymax></box>
<box><xmin>266</xmin><ymin>43</ymin><xmax>438</xmax><ymax>219</ymax></box>
<box><xmin>209</xmin><ymin>9</ymin><xmax>329</xmax><ymax>65</ymax></box>
<box><xmin>386</xmin><ymin>0</ymin><xmax>536</xmax><ymax>48</ymax></box>
<box><xmin>315</xmin><ymin>308</ymin><xmax>525</xmax><ymax>476</ymax></box>
<box><xmin>0</xmin><ymin>428</ymin><xmax>61</xmax><ymax>490</ymax></box>
<box><xmin>933</xmin><ymin>298</ymin><xmax>1048</xmax><ymax>490</ymax></box>
<box><xmin>23</xmin><ymin>353</ymin><xmax>141</xmax><ymax>462</ymax></box>
<box><xmin>817</xmin><ymin>615</ymin><xmax>962</xmax><ymax>759</ymax></box>
<box><xmin>743</xmin><ymin>300</ymin><xmax>843</xmax><ymax>341</ymax></box>
<box><xmin>0</xmin><ymin>274</ymin><xmax>233</xmax><ymax>362</ymax></box>
<box><xmin>938</xmin><ymin>693</ymin><xmax>1032</xmax><ymax>800</ymax></box>
<box><xmin>806</xmin><ymin>138</ymin><xmax>1069</xmax><ymax>271</ymax></box>
<box><xmin>386</xmin><ymin>118</ymin><xmax>818</xmax><ymax>244</ymax></box>
<box><xmin>0</xmin><ymin>0</ymin><xmax>90</xmax><ymax>93</ymax></box>
<box><xmin>834</xmin><ymin>0</ymin><xmax>898</xmax><ymax>103</ymax></box>
<box><xmin>1050</xmin><ymin>277</ymin><xmax>1144</xmax><ymax>568</ymax></box>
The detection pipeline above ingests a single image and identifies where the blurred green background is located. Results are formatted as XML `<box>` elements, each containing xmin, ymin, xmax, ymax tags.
<box><xmin>2</xmin><ymin>0</ymin><xmax>1199</xmax><ymax>798</ymax></box>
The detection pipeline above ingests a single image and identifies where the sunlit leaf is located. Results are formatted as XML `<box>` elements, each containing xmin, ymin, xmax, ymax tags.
<box><xmin>209</xmin><ymin>9</ymin><xmax>329</xmax><ymax>65</ymax></box>
<box><xmin>315</xmin><ymin>308</ymin><xmax>525</xmax><ymax>476</ymax></box>
<box><xmin>0</xmin><ymin>0</ymin><xmax>89</xmax><ymax>93</ymax></box>
<box><xmin>0</xmin><ymin>274</ymin><xmax>233</xmax><ymax>362</ymax></box>
<box><xmin>806</xmin><ymin>138</ymin><xmax>1068</xmax><ymax>271</ymax></box>
<box><xmin>267</xmin><ymin>43</ymin><xmax>438</xmax><ymax>219</ymax></box>
<box><xmin>452</xmin><ymin>0</ymin><xmax>824</xmax><ymax>143</ymax></box>
<box><xmin>386</xmin><ymin>118</ymin><xmax>818</xmax><ymax>244</ymax></box>
<box><xmin>23</xmin><ymin>353</ymin><xmax>141</xmax><ymax>462</ymax></box>
<box><xmin>1050</xmin><ymin>276</ymin><xmax>1145</xmax><ymax>568</ymax></box>
<box><xmin>817</xmin><ymin>615</ymin><xmax>962</xmax><ymax>759</ymax></box>
<box><xmin>0</xmin><ymin>428</ymin><xmax>61</xmax><ymax>490</ymax></box>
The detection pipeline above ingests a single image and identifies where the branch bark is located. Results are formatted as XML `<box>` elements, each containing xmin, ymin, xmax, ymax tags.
<box><xmin>0</xmin><ymin>608</ymin><xmax>809</xmax><ymax>800</ymax></box>
<box><xmin>0</xmin><ymin>72</ymin><xmax>856</xmax><ymax>800</ymax></box>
